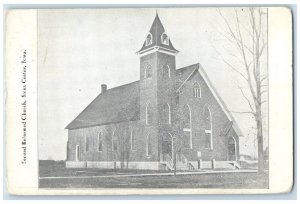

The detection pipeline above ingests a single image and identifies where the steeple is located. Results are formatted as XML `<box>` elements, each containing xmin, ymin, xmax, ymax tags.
<box><xmin>137</xmin><ymin>13</ymin><xmax>179</xmax><ymax>55</ymax></box>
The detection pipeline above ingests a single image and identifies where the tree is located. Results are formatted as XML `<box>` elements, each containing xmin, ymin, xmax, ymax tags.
<box><xmin>216</xmin><ymin>8</ymin><xmax>268</xmax><ymax>173</ymax></box>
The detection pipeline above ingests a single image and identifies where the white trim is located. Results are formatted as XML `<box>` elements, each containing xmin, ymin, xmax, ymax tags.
<box><xmin>197</xmin><ymin>65</ymin><xmax>232</xmax><ymax>121</ymax></box>
<box><xmin>168</xmin><ymin>103</ymin><xmax>171</xmax><ymax>124</ymax></box>
<box><xmin>176</xmin><ymin>63</ymin><xmax>242</xmax><ymax>137</ymax></box>
<box><xmin>161</xmin><ymin>32</ymin><xmax>169</xmax><ymax>45</ymax></box>
<box><xmin>137</xmin><ymin>46</ymin><xmax>178</xmax><ymax>57</ymax></box>
<box><xmin>193</xmin><ymin>82</ymin><xmax>201</xmax><ymax>98</ymax></box>
<box><xmin>204</xmin><ymin>106</ymin><xmax>213</xmax><ymax>150</ymax></box>
<box><xmin>183</xmin><ymin>104</ymin><xmax>192</xmax><ymax>149</ymax></box>
<box><xmin>130</xmin><ymin>128</ymin><xmax>135</xmax><ymax>151</ymax></box>
<box><xmin>75</xmin><ymin>145</ymin><xmax>80</xmax><ymax>161</ymax></box>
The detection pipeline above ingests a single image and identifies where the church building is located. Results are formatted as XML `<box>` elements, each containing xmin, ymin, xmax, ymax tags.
<box><xmin>65</xmin><ymin>14</ymin><xmax>242</xmax><ymax>170</ymax></box>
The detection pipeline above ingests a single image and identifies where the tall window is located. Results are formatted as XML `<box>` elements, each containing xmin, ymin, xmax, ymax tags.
<box><xmin>85</xmin><ymin>136</ymin><xmax>89</xmax><ymax>151</ymax></box>
<box><xmin>228</xmin><ymin>136</ymin><xmax>236</xmax><ymax>160</ymax></box>
<box><xmin>146</xmin><ymin>103</ymin><xmax>152</xmax><ymax>125</ymax></box>
<box><xmin>161</xmin><ymin>33</ymin><xmax>169</xmax><ymax>45</ymax></box>
<box><xmin>162</xmin><ymin>103</ymin><xmax>171</xmax><ymax>124</ymax></box>
<box><xmin>130</xmin><ymin>128</ymin><xmax>135</xmax><ymax>151</ymax></box>
<box><xmin>204</xmin><ymin>106</ymin><xmax>213</xmax><ymax>149</ymax></box>
<box><xmin>182</xmin><ymin>104</ymin><xmax>192</xmax><ymax>148</ymax></box>
<box><xmin>146</xmin><ymin>134</ymin><xmax>152</xmax><ymax>156</ymax></box>
<box><xmin>193</xmin><ymin>82</ymin><xmax>201</xmax><ymax>98</ymax></box>
<box><xmin>75</xmin><ymin>145</ymin><xmax>80</xmax><ymax>161</ymax></box>
<box><xmin>144</xmin><ymin>64</ymin><xmax>152</xmax><ymax>79</ymax></box>
<box><xmin>162</xmin><ymin>64</ymin><xmax>170</xmax><ymax>78</ymax></box>
<box><xmin>98</xmin><ymin>132</ymin><xmax>102</xmax><ymax>152</ymax></box>
<box><xmin>112</xmin><ymin>131</ymin><xmax>117</xmax><ymax>151</ymax></box>
<box><xmin>146</xmin><ymin>33</ymin><xmax>152</xmax><ymax>46</ymax></box>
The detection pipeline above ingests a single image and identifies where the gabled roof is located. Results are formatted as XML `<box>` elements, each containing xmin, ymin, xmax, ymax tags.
<box><xmin>176</xmin><ymin>63</ymin><xmax>243</xmax><ymax>137</ymax></box>
<box><xmin>137</xmin><ymin>13</ymin><xmax>178</xmax><ymax>54</ymax></box>
<box><xmin>176</xmin><ymin>63</ymin><xmax>200</xmax><ymax>91</ymax></box>
<box><xmin>66</xmin><ymin>81</ymin><xmax>140</xmax><ymax>130</ymax></box>
<box><xmin>66</xmin><ymin>63</ymin><xmax>243</xmax><ymax>137</ymax></box>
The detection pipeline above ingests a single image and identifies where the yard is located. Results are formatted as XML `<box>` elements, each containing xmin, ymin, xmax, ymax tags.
<box><xmin>39</xmin><ymin>161</ymin><xmax>268</xmax><ymax>189</ymax></box>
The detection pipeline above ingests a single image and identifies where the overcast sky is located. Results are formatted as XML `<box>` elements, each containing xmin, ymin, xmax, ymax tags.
<box><xmin>38</xmin><ymin>8</ymin><xmax>268</xmax><ymax>160</ymax></box>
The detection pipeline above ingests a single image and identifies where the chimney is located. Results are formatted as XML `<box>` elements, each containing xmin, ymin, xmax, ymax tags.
<box><xmin>101</xmin><ymin>84</ymin><xmax>107</xmax><ymax>94</ymax></box>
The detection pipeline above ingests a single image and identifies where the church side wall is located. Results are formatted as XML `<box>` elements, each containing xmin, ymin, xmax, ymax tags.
<box><xmin>66</xmin><ymin>120</ymin><xmax>160</xmax><ymax>169</ymax></box>
<box><xmin>179</xmin><ymin>71</ymin><xmax>239</xmax><ymax>162</ymax></box>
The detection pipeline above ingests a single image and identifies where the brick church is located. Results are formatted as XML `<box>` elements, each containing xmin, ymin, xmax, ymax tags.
<box><xmin>65</xmin><ymin>14</ymin><xmax>242</xmax><ymax>170</ymax></box>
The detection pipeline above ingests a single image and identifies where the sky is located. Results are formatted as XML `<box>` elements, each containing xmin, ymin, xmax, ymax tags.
<box><xmin>38</xmin><ymin>8</ymin><xmax>268</xmax><ymax>160</ymax></box>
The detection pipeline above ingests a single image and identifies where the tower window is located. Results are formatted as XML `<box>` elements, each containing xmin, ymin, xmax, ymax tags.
<box><xmin>146</xmin><ymin>103</ymin><xmax>152</xmax><ymax>125</ymax></box>
<box><xmin>161</xmin><ymin>33</ymin><xmax>169</xmax><ymax>45</ymax></box>
<box><xmin>193</xmin><ymin>82</ymin><xmax>201</xmax><ymax>98</ymax></box>
<box><xmin>146</xmin><ymin>33</ymin><xmax>152</xmax><ymax>46</ymax></box>
<box><xmin>162</xmin><ymin>64</ymin><xmax>170</xmax><ymax>78</ymax></box>
<box><xmin>162</xmin><ymin>103</ymin><xmax>171</xmax><ymax>124</ymax></box>
<box><xmin>144</xmin><ymin>64</ymin><xmax>152</xmax><ymax>79</ymax></box>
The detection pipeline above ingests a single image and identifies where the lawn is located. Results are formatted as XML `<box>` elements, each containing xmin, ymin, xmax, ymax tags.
<box><xmin>39</xmin><ymin>160</ymin><xmax>268</xmax><ymax>189</ymax></box>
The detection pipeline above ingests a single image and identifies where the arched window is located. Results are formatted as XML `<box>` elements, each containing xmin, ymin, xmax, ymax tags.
<box><xmin>162</xmin><ymin>64</ymin><xmax>170</xmax><ymax>78</ymax></box>
<box><xmin>130</xmin><ymin>128</ymin><xmax>135</xmax><ymax>151</ymax></box>
<box><xmin>112</xmin><ymin>131</ymin><xmax>117</xmax><ymax>151</ymax></box>
<box><xmin>75</xmin><ymin>145</ymin><xmax>80</xmax><ymax>161</ymax></box>
<box><xmin>162</xmin><ymin>103</ymin><xmax>171</xmax><ymax>124</ymax></box>
<box><xmin>193</xmin><ymin>82</ymin><xmax>201</xmax><ymax>98</ymax></box>
<box><xmin>182</xmin><ymin>104</ymin><xmax>192</xmax><ymax>148</ymax></box>
<box><xmin>161</xmin><ymin>33</ymin><xmax>169</xmax><ymax>45</ymax></box>
<box><xmin>146</xmin><ymin>134</ymin><xmax>152</xmax><ymax>156</ymax></box>
<box><xmin>228</xmin><ymin>136</ymin><xmax>236</xmax><ymax>161</ymax></box>
<box><xmin>98</xmin><ymin>132</ymin><xmax>102</xmax><ymax>152</ymax></box>
<box><xmin>204</xmin><ymin>106</ymin><xmax>213</xmax><ymax>149</ymax></box>
<box><xmin>144</xmin><ymin>64</ymin><xmax>152</xmax><ymax>79</ymax></box>
<box><xmin>146</xmin><ymin>33</ymin><xmax>152</xmax><ymax>46</ymax></box>
<box><xmin>85</xmin><ymin>136</ymin><xmax>89</xmax><ymax>151</ymax></box>
<box><xmin>146</xmin><ymin>103</ymin><xmax>152</xmax><ymax>125</ymax></box>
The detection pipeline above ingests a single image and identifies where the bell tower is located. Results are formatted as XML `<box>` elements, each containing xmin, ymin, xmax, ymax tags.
<box><xmin>137</xmin><ymin>13</ymin><xmax>179</xmax><ymax>161</ymax></box>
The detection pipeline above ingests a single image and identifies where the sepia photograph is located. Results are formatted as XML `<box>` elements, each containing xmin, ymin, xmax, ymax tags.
<box><xmin>36</xmin><ymin>8</ymin><xmax>270</xmax><ymax>189</ymax></box>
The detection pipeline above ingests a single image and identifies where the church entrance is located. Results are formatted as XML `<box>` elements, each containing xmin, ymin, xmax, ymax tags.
<box><xmin>162</xmin><ymin>134</ymin><xmax>173</xmax><ymax>161</ymax></box>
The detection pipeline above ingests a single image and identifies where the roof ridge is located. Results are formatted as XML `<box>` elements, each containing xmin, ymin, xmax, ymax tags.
<box><xmin>176</xmin><ymin>63</ymin><xmax>200</xmax><ymax>71</ymax></box>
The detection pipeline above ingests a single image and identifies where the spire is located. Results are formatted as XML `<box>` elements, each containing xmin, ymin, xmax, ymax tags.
<box><xmin>137</xmin><ymin>13</ymin><xmax>179</xmax><ymax>55</ymax></box>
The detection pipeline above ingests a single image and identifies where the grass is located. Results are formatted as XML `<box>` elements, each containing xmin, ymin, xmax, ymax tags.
<box><xmin>39</xmin><ymin>160</ymin><xmax>268</xmax><ymax>189</ymax></box>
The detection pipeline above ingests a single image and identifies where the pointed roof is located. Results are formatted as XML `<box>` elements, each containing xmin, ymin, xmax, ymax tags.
<box><xmin>137</xmin><ymin>13</ymin><xmax>179</xmax><ymax>54</ymax></box>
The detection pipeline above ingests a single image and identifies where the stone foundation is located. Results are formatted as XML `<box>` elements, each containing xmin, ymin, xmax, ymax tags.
<box><xmin>66</xmin><ymin>161</ymin><xmax>160</xmax><ymax>170</ymax></box>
